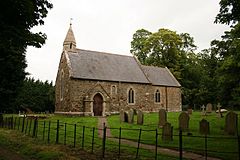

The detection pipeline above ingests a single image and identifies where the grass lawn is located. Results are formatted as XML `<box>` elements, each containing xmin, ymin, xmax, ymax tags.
<box><xmin>107</xmin><ymin>111</ymin><xmax>240</xmax><ymax>160</ymax></box>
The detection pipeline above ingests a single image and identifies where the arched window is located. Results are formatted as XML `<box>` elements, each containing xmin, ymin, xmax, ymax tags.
<box><xmin>128</xmin><ymin>88</ymin><xmax>134</xmax><ymax>104</ymax></box>
<box><xmin>60</xmin><ymin>70</ymin><xmax>64</xmax><ymax>100</ymax></box>
<box><xmin>155</xmin><ymin>89</ymin><xmax>160</xmax><ymax>103</ymax></box>
<box><xmin>70</xmin><ymin>43</ymin><xmax>72</xmax><ymax>49</ymax></box>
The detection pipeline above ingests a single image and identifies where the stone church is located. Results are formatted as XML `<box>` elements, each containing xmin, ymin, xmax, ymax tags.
<box><xmin>55</xmin><ymin>24</ymin><xmax>182</xmax><ymax>116</ymax></box>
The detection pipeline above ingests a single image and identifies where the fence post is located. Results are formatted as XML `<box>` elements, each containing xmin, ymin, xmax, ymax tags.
<box><xmin>14</xmin><ymin>117</ymin><xmax>17</xmax><ymax>130</ymax></box>
<box><xmin>28</xmin><ymin>119</ymin><xmax>32</xmax><ymax>135</ymax></box>
<box><xmin>32</xmin><ymin>118</ymin><xmax>37</xmax><ymax>137</ymax></box>
<box><xmin>64</xmin><ymin>123</ymin><xmax>66</xmax><ymax>145</ymax></box>
<box><xmin>21</xmin><ymin>117</ymin><xmax>25</xmax><ymax>132</ymax></box>
<box><xmin>48</xmin><ymin>121</ymin><xmax>51</xmax><ymax>143</ymax></box>
<box><xmin>56</xmin><ymin>120</ymin><xmax>59</xmax><ymax>144</ymax></box>
<box><xmin>17</xmin><ymin>117</ymin><xmax>20</xmax><ymax>130</ymax></box>
<box><xmin>82</xmin><ymin>126</ymin><xmax>85</xmax><ymax>149</ymax></box>
<box><xmin>136</xmin><ymin>128</ymin><xmax>142</xmax><ymax>159</ymax></box>
<box><xmin>25</xmin><ymin>118</ymin><xmax>29</xmax><ymax>134</ymax></box>
<box><xmin>155</xmin><ymin>129</ymin><xmax>158</xmax><ymax>160</ymax></box>
<box><xmin>102</xmin><ymin>126</ymin><xmax>106</xmax><ymax>158</ymax></box>
<box><xmin>11</xmin><ymin>116</ymin><xmax>13</xmax><ymax>129</ymax></box>
<box><xmin>74</xmin><ymin>124</ymin><xmax>76</xmax><ymax>147</ymax></box>
<box><xmin>35</xmin><ymin>119</ymin><xmax>38</xmax><ymax>138</ymax></box>
<box><xmin>43</xmin><ymin>121</ymin><xmax>46</xmax><ymax>140</ymax></box>
<box><xmin>238</xmin><ymin>134</ymin><xmax>240</xmax><ymax>160</ymax></box>
<box><xmin>91</xmin><ymin>127</ymin><xmax>95</xmax><ymax>153</ymax></box>
<box><xmin>205</xmin><ymin>134</ymin><xmax>207</xmax><ymax>160</ymax></box>
<box><xmin>118</xmin><ymin>127</ymin><xmax>121</xmax><ymax>158</ymax></box>
<box><xmin>5</xmin><ymin>117</ymin><xmax>7</xmax><ymax>128</ymax></box>
<box><xmin>179</xmin><ymin>129</ymin><xmax>183</xmax><ymax>160</ymax></box>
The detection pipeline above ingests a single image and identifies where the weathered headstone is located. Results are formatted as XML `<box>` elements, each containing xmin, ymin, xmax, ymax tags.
<box><xmin>217</xmin><ymin>103</ymin><xmax>223</xmax><ymax>118</ymax></box>
<box><xmin>224</xmin><ymin>111</ymin><xmax>238</xmax><ymax>135</ymax></box>
<box><xmin>124</xmin><ymin>111</ymin><xmax>128</xmax><ymax>122</ymax></box>
<box><xmin>128</xmin><ymin>109</ymin><xmax>134</xmax><ymax>124</ymax></box>
<box><xmin>162</xmin><ymin>122</ymin><xmax>173</xmax><ymax>141</ymax></box>
<box><xmin>120</xmin><ymin>109</ymin><xmax>125</xmax><ymax>123</ymax></box>
<box><xmin>137</xmin><ymin>109</ymin><xmax>144</xmax><ymax>125</ymax></box>
<box><xmin>159</xmin><ymin>109</ymin><xmax>167</xmax><ymax>127</ymax></box>
<box><xmin>201</xmin><ymin>105</ymin><xmax>206</xmax><ymax>116</ymax></box>
<box><xmin>199</xmin><ymin>119</ymin><xmax>210</xmax><ymax>135</ymax></box>
<box><xmin>206</xmin><ymin>103</ymin><xmax>213</xmax><ymax>113</ymax></box>
<box><xmin>178</xmin><ymin>112</ymin><xmax>190</xmax><ymax>132</ymax></box>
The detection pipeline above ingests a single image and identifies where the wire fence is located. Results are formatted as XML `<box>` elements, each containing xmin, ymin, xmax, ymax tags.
<box><xmin>0</xmin><ymin>116</ymin><xmax>239</xmax><ymax>160</ymax></box>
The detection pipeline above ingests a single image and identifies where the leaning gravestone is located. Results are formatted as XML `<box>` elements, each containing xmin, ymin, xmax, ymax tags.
<box><xmin>199</xmin><ymin>119</ymin><xmax>210</xmax><ymax>135</ymax></box>
<box><xmin>178</xmin><ymin>112</ymin><xmax>190</xmax><ymax>132</ymax></box>
<box><xmin>137</xmin><ymin>110</ymin><xmax>144</xmax><ymax>125</ymax></box>
<box><xmin>224</xmin><ymin>111</ymin><xmax>238</xmax><ymax>135</ymax></box>
<box><xmin>120</xmin><ymin>109</ymin><xmax>125</xmax><ymax>123</ymax></box>
<box><xmin>124</xmin><ymin>111</ymin><xmax>128</xmax><ymax>122</ymax></box>
<box><xmin>159</xmin><ymin>109</ymin><xmax>167</xmax><ymax>127</ymax></box>
<box><xmin>206</xmin><ymin>103</ymin><xmax>213</xmax><ymax>113</ymax></box>
<box><xmin>128</xmin><ymin>109</ymin><xmax>134</xmax><ymax>124</ymax></box>
<box><xmin>162</xmin><ymin>122</ymin><xmax>173</xmax><ymax>141</ymax></box>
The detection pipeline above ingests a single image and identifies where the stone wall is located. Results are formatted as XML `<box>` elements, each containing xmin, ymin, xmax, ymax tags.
<box><xmin>55</xmin><ymin>52</ymin><xmax>182</xmax><ymax>116</ymax></box>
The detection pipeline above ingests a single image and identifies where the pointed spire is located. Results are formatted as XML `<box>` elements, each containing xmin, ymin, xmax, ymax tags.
<box><xmin>63</xmin><ymin>23</ymin><xmax>76</xmax><ymax>51</ymax></box>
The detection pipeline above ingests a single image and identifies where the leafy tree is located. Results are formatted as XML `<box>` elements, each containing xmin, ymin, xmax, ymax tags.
<box><xmin>0</xmin><ymin>0</ymin><xmax>53</xmax><ymax>112</ymax></box>
<box><xmin>211</xmin><ymin>0</ymin><xmax>240</xmax><ymax>108</ymax></box>
<box><xmin>16</xmin><ymin>78</ymin><xmax>55</xmax><ymax>113</ymax></box>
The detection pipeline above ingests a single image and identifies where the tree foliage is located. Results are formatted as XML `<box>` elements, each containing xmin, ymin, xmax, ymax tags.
<box><xmin>15</xmin><ymin>78</ymin><xmax>55</xmax><ymax>113</ymax></box>
<box><xmin>0</xmin><ymin>0</ymin><xmax>52</xmax><ymax>112</ymax></box>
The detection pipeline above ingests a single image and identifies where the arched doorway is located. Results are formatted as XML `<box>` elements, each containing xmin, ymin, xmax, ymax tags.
<box><xmin>93</xmin><ymin>93</ymin><xmax>103</xmax><ymax>116</ymax></box>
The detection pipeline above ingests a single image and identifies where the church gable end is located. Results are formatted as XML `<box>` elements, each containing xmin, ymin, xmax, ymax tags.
<box><xmin>55</xmin><ymin>25</ymin><xmax>182</xmax><ymax>116</ymax></box>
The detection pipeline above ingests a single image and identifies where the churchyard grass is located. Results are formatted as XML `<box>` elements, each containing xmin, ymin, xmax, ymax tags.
<box><xmin>107</xmin><ymin>111</ymin><xmax>240</xmax><ymax>160</ymax></box>
<box><xmin>2</xmin><ymin>114</ymin><xmax>180</xmax><ymax>159</ymax></box>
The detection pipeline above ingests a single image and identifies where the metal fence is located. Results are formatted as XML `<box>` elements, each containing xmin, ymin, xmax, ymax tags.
<box><xmin>0</xmin><ymin>116</ymin><xmax>239</xmax><ymax>160</ymax></box>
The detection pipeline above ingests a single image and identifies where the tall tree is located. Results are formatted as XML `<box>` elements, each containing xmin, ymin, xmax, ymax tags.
<box><xmin>212</xmin><ymin>0</ymin><xmax>240</xmax><ymax>108</ymax></box>
<box><xmin>0</xmin><ymin>0</ymin><xmax>53</xmax><ymax>112</ymax></box>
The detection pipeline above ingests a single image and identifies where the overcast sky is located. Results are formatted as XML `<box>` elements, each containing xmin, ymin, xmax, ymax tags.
<box><xmin>26</xmin><ymin>0</ymin><xmax>229</xmax><ymax>83</ymax></box>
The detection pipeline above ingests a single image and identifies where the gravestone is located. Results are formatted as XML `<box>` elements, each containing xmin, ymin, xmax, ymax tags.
<box><xmin>224</xmin><ymin>111</ymin><xmax>238</xmax><ymax>135</ymax></box>
<box><xmin>199</xmin><ymin>119</ymin><xmax>210</xmax><ymax>135</ymax></box>
<box><xmin>201</xmin><ymin>105</ymin><xmax>206</xmax><ymax>116</ymax></box>
<box><xmin>206</xmin><ymin>103</ymin><xmax>213</xmax><ymax>113</ymax></box>
<box><xmin>217</xmin><ymin>103</ymin><xmax>223</xmax><ymax>118</ymax></box>
<box><xmin>159</xmin><ymin>109</ymin><xmax>167</xmax><ymax>127</ymax></box>
<box><xmin>124</xmin><ymin>111</ymin><xmax>128</xmax><ymax>122</ymax></box>
<box><xmin>178</xmin><ymin>112</ymin><xmax>190</xmax><ymax>131</ymax></box>
<box><xmin>137</xmin><ymin>110</ymin><xmax>144</xmax><ymax>125</ymax></box>
<box><xmin>162</xmin><ymin>122</ymin><xmax>173</xmax><ymax>141</ymax></box>
<box><xmin>120</xmin><ymin>109</ymin><xmax>125</xmax><ymax>123</ymax></box>
<box><xmin>128</xmin><ymin>109</ymin><xmax>134</xmax><ymax>124</ymax></box>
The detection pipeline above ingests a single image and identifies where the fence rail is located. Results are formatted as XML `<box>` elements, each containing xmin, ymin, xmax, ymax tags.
<box><xmin>0</xmin><ymin>116</ymin><xmax>239</xmax><ymax>160</ymax></box>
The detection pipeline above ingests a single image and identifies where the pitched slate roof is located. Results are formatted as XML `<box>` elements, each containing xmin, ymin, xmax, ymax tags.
<box><xmin>66</xmin><ymin>49</ymin><xmax>150</xmax><ymax>84</ymax></box>
<box><xmin>65</xmin><ymin>49</ymin><xmax>180</xmax><ymax>87</ymax></box>
<box><xmin>141</xmin><ymin>65</ymin><xmax>181</xmax><ymax>87</ymax></box>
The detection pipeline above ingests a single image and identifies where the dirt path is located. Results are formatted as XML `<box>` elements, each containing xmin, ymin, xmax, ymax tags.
<box><xmin>0</xmin><ymin>146</ymin><xmax>25</xmax><ymax>160</ymax></box>
<box><xmin>98</xmin><ymin>117</ymin><xmax>221</xmax><ymax>160</ymax></box>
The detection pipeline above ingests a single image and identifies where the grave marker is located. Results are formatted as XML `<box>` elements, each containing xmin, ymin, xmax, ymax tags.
<box><xmin>206</xmin><ymin>103</ymin><xmax>213</xmax><ymax>113</ymax></box>
<box><xmin>159</xmin><ymin>109</ymin><xmax>167</xmax><ymax>127</ymax></box>
<box><xmin>162</xmin><ymin>122</ymin><xmax>173</xmax><ymax>141</ymax></box>
<box><xmin>178</xmin><ymin>112</ymin><xmax>190</xmax><ymax>132</ymax></box>
<box><xmin>199</xmin><ymin>119</ymin><xmax>210</xmax><ymax>135</ymax></box>
<box><xmin>224</xmin><ymin>111</ymin><xmax>238</xmax><ymax>135</ymax></box>
<box><xmin>120</xmin><ymin>109</ymin><xmax>125</xmax><ymax>123</ymax></box>
<box><xmin>128</xmin><ymin>109</ymin><xmax>134</xmax><ymax>124</ymax></box>
<box><xmin>137</xmin><ymin>110</ymin><xmax>144</xmax><ymax>125</ymax></box>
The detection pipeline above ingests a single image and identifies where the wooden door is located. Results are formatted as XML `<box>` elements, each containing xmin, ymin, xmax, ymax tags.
<box><xmin>93</xmin><ymin>93</ymin><xmax>103</xmax><ymax>116</ymax></box>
